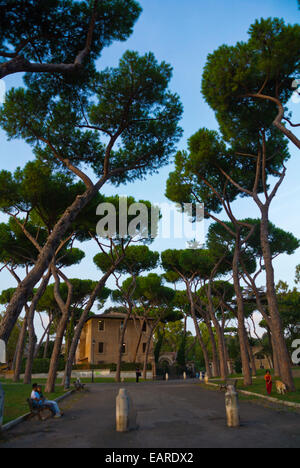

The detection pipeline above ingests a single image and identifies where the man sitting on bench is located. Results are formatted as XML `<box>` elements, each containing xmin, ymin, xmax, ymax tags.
<box><xmin>30</xmin><ymin>383</ymin><xmax>63</xmax><ymax>419</ymax></box>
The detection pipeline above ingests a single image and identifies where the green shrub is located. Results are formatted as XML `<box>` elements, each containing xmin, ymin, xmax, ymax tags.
<box><xmin>21</xmin><ymin>358</ymin><xmax>65</xmax><ymax>374</ymax></box>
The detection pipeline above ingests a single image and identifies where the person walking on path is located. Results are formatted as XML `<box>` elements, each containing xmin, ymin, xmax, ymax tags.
<box><xmin>136</xmin><ymin>367</ymin><xmax>141</xmax><ymax>383</ymax></box>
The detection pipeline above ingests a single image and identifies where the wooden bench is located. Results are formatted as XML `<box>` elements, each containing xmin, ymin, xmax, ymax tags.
<box><xmin>74</xmin><ymin>380</ymin><xmax>86</xmax><ymax>392</ymax></box>
<box><xmin>26</xmin><ymin>399</ymin><xmax>54</xmax><ymax>421</ymax></box>
<box><xmin>219</xmin><ymin>379</ymin><xmax>238</xmax><ymax>391</ymax></box>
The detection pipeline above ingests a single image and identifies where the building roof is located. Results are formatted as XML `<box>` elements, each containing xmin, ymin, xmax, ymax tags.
<box><xmin>86</xmin><ymin>311</ymin><xmax>155</xmax><ymax>322</ymax></box>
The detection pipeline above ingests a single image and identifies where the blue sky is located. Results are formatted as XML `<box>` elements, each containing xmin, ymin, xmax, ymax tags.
<box><xmin>0</xmin><ymin>0</ymin><xmax>299</xmax><ymax>336</ymax></box>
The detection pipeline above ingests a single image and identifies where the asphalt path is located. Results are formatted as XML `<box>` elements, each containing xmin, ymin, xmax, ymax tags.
<box><xmin>1</xmin><ymin>381</ymin><xmax>300</xmax><ymax>448</ymax></box>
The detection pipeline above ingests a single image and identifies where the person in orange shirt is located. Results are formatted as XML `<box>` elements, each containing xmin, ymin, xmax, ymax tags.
<box><xmin>264</xmin><ymin>370</ymin><xmax>273</xmax><ymax>395</ymax></box>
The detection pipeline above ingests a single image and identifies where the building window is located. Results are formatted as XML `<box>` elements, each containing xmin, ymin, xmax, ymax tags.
<box><xmin>142</xmin><ymin>321</ymin><xmax>147</xmax><ymax>332</ymax></box>
<box><xmin>98</xmin><ymin>342</ymin><xmax>104</xmax><ymax>354</ymax></box>
<box><xmin>98</xmin><ymin>320</ymin><xmax>105</xmax><ymax>331</ymax></box>
<box><xmin>121</xmin><ymin>343</ymin><xmax>126</xmax><ymax>354</ymax></box>
<box><xmin>120</xmin><ymin>320</ymin><xmax>124</xmax><ymax>330</ymax></box>
<box><xmin>142</xmin><ymin>343</ymin><xmax>147</xmax><ymax>353</ymax></box>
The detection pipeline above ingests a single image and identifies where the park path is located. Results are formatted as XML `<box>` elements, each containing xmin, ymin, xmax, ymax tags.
<box><xmin>1</xmin><ymin>381</ymin><xmax>300</xmax><ymax>448</ymax></box>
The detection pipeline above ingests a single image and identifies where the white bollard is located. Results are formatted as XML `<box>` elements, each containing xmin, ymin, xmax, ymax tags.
<box><xmin>183</xmin><ymin>371</ymin><xmax>187</xmax><ymax>380</ymax></box>
<box><xmin>116</xmin><ymin>388</ymin><xmax>129</xmax><ymax>432</ymax></box>
<box><xmin>165</xmin><ymin>373</ymin><xmax>169</xmax><ymax>381</ymax></box>
<box><xmin>225</xmin><ymin>385</ymin><xmax>240</xmax><ymax>428</ymax></box>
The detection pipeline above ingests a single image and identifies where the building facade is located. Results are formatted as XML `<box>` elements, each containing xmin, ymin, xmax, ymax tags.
<box><xmin>76</xmin><ymin>311</ymin><xmax>154</xmax><ymax>366</ymax></box>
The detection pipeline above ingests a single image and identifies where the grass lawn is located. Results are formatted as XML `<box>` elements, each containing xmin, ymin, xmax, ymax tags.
<box><xmin>0</xmin><ymin>382</ymin><xmax>66</xmax><ymax>425</ymax></box>
<box><xmin>0</xmin><ymin>376</ymin><xmax>147</xmax><ymax>425</ymax></box>
<box><xmin>209</xmin><ymin>376</ymin><xmax>300</xmax><ymax>405</ymax></box>
<box><xmin>240</xmin><ymin>378</ymin><xmax>300</xmax><ymax>404</ymax></box>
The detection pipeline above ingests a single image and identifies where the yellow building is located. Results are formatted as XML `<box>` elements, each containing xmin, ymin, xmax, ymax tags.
<box><xmin>76</xmin><ymin>311</ymin><xmax>154</xmax><ymax>366</ymax></box>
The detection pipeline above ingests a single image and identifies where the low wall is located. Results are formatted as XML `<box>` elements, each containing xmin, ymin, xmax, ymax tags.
<box><xmin>3</xmin><ymin>370</ymin><xmax>153</xmax><ymax>380</ymax></box>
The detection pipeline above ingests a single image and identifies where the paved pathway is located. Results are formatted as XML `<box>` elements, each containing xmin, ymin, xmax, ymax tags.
<box><xmin>1</xmin><ymin>381</ymin><xmax>300</xmax><ymax>448</ymax></box>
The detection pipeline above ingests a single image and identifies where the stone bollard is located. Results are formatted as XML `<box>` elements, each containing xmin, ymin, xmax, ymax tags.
<box><xmin>225</xmin><ymin>385</ymin><xmax>240</xmax><ymax>428</ymax></box>
<box><xmin>165</xmin><ymin>373</ymin><xmax>169</xmax><ymax>381</ymax></box>
<box><xmin>0</xmin><ymin>382</ymin><xmax>4</xmax><ymax>432</ymax></box>
<box><xmin>116</xmin><ymin>388</ymin><xmax>129</xmax><ymax>432</ymax></box>
<box><xmin>183</xmin><ymin>371</ymin><xmax>187</xmax><ymax>380</ymax></box>
<box><xmin>116</xmin><ymin>388</ymin><xmax>137</xmax><ymax>433</ymax></box>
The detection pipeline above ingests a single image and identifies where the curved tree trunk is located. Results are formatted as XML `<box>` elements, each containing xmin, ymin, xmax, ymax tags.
<box><xmin>45</xmin><ymin>313</ymin><xmax>69</xmax><ymax>393</ymax></box>
<box><xmin>63</xmin><ymin>261</ymin><xmax>124</xmax><ymax>389</ymax></box>
<box><xmin>45</xmin><ymin>268</ymin><xmax>73</xmax><ymax>393</ymax></box>
<box><xmin>132</xmin><ymin>325</ymin><xmax>143</xmax><ymax>364</ymax></box>
<box><xmin>260</xmin><ymin>207</ymin><xmax>295</xmax><ymax>391</ymax></box>
<box><xmin>232</xmin><ymin>232</ymin><xmax>252</xmax><ymax>386</ymax></box>
<box><xmin>206</xmin><ymin>284</ymin><xmax>228</xmax><ymax>380</ymax></box>
<box><xmin>186</xmin><ymin>284</ymin><xmax>212</xmax><ymax>379</ymax></box>
<box><xmin>205</xmin><ymin>316</ymin><xmax>220</xmax><ymax>377</ymax></box>
<box><xmin>195</xmin><ymin>303</ymin><xmax>220</xmax><ymax>377</ymax></box>
<box><xmin>43</xmin><ymin>315</ymin><xmax>52</xmax><ymax>359</ymax></box>
<box><xmin>0</xmin><ymin>184</ymin><xmax>101</xmax><ymax>345</ymax></box>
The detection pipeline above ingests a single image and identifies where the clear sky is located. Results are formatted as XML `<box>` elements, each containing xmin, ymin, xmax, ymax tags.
<box><xmin>0</xmin><ymin>0</ymin><xmax>299</xmax><ymax>338</ymax></box>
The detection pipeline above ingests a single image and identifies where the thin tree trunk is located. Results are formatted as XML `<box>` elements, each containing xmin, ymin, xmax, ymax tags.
<box><xmin>186</xmin><ymin>284</ymin><xmax>212</xmax><ymax>379</ymax></box>
<box><xmin>206</xmin><ymin>284</ymin><xmax>228</xmax><ymax>379</ymax></box>
<box><xmin>195</xmin><ymin>303</ymin><xmax>220</xmax><ymax>377</ymax></box>
<box><xmin>13</xmin><ymin>305</ymin><xmax>29</xmax><ymax>382</ymax></box>
<box><xmin>132</xmin><ymin>317</ymin><xmax>145</xmax><ymax>364</ymax></box>
<box><xmin>142</xmin><ymin>320</ymin><xmax>159</xmax><ymax>380</ymax></box>
<box><xmin>246</xmin><ymin>335</ymin><xmax>257</xmax><ymax>377</ymax></box>
<box><xmin>45</xmin><ymin>268</ymin><xmax>73</xmax><ymax>393</ymax></box>
<box><xmin>232</xmin><ymin>232</ymin><xmax>252</xmax><ymax>386</ymax></box>
<box><xmin>132</xmin><ymin>327</ymin><xmax>143</xmax><ymax>364</ymax></box>
<box><xmin>260</xmin><ymin>206</ymin><xmax>295</xmax><ymax>391</ymax></box>
<box><xmin>45</xmin><ymin>313</ymin><xmax>69</xmax><ymax>393</ymax></box>
<box><xmin>23</xmin><ymin>271</ymin><xmax>52</xmax><ymax>384</ymax></box>
<box><xmin>63</xmin><ymin>263</ymin><xmax>124</xmax><ymax>389</ymax></box>
<box><xmin>205</xmin><ymin>316</ymin><xmax>220</xmax><ymax>377</ymax></box>
<box><xmin>34</xmin><ymin>319</ymin><xmax>52</xmax><ymax>359</ymax></box>
<box><xmin>115</xmin><ymin>313</ymin><xmax>131</xmax><ymax>383</ymax></box>
<box><xmin>43</xmin><ymin>312</ymin><xmax>53</xmax><ymax>359</ymax></box>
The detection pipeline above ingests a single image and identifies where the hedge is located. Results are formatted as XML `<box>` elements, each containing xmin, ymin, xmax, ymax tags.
<box><xmin>21</xmin><ymin>358</ymin><xmax>65</xmax><ymax>374</ymax></box>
